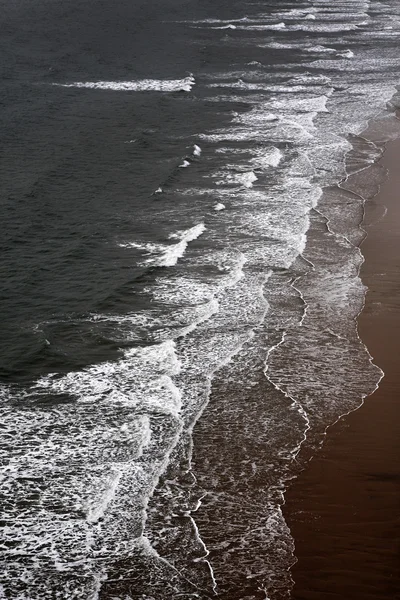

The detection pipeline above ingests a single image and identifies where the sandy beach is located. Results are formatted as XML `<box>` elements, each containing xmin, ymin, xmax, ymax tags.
<box><xmin>284</xmin><ymin>136</ymin><xmax>400</xmax><ymax>599</ymax></box>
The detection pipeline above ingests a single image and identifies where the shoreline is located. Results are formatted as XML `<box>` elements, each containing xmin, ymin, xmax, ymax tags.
<box><xmin>284</xmin><ymin>135</ymin><xmax>400</xmax><ymax>599</ymax></box>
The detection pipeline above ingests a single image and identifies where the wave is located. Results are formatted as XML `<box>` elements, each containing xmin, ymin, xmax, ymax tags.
<box><xmin>179</xmin><ymin>159</ymin><xmax>191</xmax><ymax>168</ymax></box>
<box><xmin>211</xmin><ymin>24</ymin><xmax>237</xmax><ymax>29</ymax></box>
<box><xmin>230</xmin><ymin>22</ymin><xmax>287</xmax><ymax>30</ymax></box>
<box><xmin>206</xmin><ymin>79</ymin><xmax>327</xmax><ymax>92</ymax></box>
<box><xmin>251</xmin><ymin>147</ymin><xmax>283</xmax><ymax>169</ymax></box>
<box><xmin>37</xmin><ymin>339</ymin><xmax>182</xmax><ymax>412</ymax></box>
<box><xmin>52</xmin><ymin>75</ymin><xmax>196</xmax><ymax>92</ymax></box>
<box><xmin>234</xmin><ymin>22</ymin><xmax>287</xmax><ymax>30</ymax></box>
<box><xmin>213</xmin><ymin>170</ymin><xmax>258</xmax><ymax>188</ymax></box>
<box><xmin>288</xmin><ymin>22</ymin><xmax>359</xmax><ymax>32</ymax></box>
<box><xmin>193</xmin><ymin>144</ymin><xmax>202</xmax><ymax>157</ymax></box>
<box><xmin>120</xmin><ymin>223</ymin><xmax>206</xmax><ymax>268</ymax></box>
<box><xmin>337</xmin><ymin>49</ymin><xmax>355</xmax><ymax>59</ymax></box>
<box><xmin>163</xmin><ymin>223</ymin><xmax>206</xmax><ymax>265</ymax></box>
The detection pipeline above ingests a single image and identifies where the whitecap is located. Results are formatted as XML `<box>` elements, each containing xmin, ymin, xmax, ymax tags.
<box><xmin>237</xmin><ymin>22</ymin><xmax>286</xmax><ymax>31</ymax></box>
<box><xmin>289</xmin><ymin>23</ymin><xmax>359</xmax><ymax>32</ymax></box>
<box><xmin>241</xmin><ymin>171</ymin><xmax>258</xmax><ymax>188</ymax></box>
<box><xmin>214</xmin><ymin>170</ymin><xmax>258</xmax><ymax>188</ymax></box>
<box><xmin>52</xmin><ymin>75</ymin><xmax>196</xmax><ymax>92</ymax></box>
<box><xmin>337</xmin><ymin>49</ymin><xmax>355</xmax><ymax>59</ymax></box>
<box><xmin>168</xmin><ymin>223</ymin><xmax>205</xmax><ymax>241</ymax></box>
<box><xmin>86</xmin><ymin>468</ymin><xmax>124</xmax><ymax>524</ymax></box>
<box><xmin>307</xmin><ymin>45</ymin><xmax>337</xmax><ymax>54</ymax></box>
<box><xmin>251</xmin><ymin>147</ymin><xmax>283</xmax><ymax>169</ymax></box>
<box><xmin>118</xmin><ymin>241</ymin><xmax>161</xmax><ymax>252</ymax></box>
<box><xmin>193</xmin><ymin>144</ymin><xmax>202</xmax><ymax>157</ymax></box>
<box><xmin>212</xmin><ymin>24</ymin><xmax>236</xmax><ymax>29</ymax></box>
<box><xmin>37</xmin><ymin>340</ymin><xmax>182</xmax><ymax>412</ymax></box>
<box><xmin>119</xmin><ymin>224</ymin><xmax>206</xmax><ymax>267</ymax></box>
<box><xmin>152</xmin><ymin>223</ymin><xmax>206</xmax><ymax>267</ymax></box>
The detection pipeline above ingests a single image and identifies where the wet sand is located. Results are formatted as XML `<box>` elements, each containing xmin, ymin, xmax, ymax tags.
<box><xmin>284</xmin><ymin>138</ymin><xmax>400</xmax><ymax>600</ymax></box>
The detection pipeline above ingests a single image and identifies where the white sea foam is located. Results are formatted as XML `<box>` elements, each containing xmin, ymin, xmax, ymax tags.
<box><xmin>251</xmin><ymin>147</ymin><xmax>283</xmax><ymax>169</ymax></box>
<box><xmin>86</xmin><ymin>468</ymin><xmax>124</xmax><ymax>523</ymax></box>
<box><xmin>272</xmin><ymin>7</ymin><xmax>317</xmax><ymax>19</ymax></box>
<box><xmin>241</xmin><ymin>171</ymin><xmax>258</xmax><ymax>188</ymax></box>
<box><xmin>1</xmin><ymin>336</ymin><xmax>189</xmax><ymax>597</ymax></box>
<box><xmin>149</xmin><ymin>249</ymin><xmax>247</xmax><ymax>307</ymax></box>
<box><xmin>37</xmin><ymin>340</ymin><xmax>182</xmax><ymax>412</ymax></box>
<box><xmin>153</xmin><ymin>223</ymin><xmax>206</xmax><ymax>267</ymax></box>
<box><xmin>268</xmin><ymin>94</ymin><xmax>330</xmax><ymax>114</ymax></box>
<box><xmin>52</xmin><ymin>75</ymin><xmax>196</xmax><ymax>92</ymax></box>
<box><xmin>193</xmin><ymin>144</ymin><xmax>202</xmax><ymax>156</ymax></box>
<box><xmin>288</xmin><ymin>22</ymin><xmax>359</xmax><ymax>32</ymax></box>
<box><xmin>235</xmin><ymin>22</ymin><xmax>286</xmax><ymax>30</ymax></box>
<box><xmin>213</xmin><ymin>170</ymin><xmax>258</xmax><ymax>188</ymax></box>
<box><xmin>200</xmin><ymin>93</ymin><xmax>330</xmax><ymax>145</ymax></box>
<box><xmin>171</xmin><ymin>297</ymin><xmax>220</xmax><ymax>338</ymax></box>
<box><xmin>308</xmin><ymin>45</ymin><xmax>337</xmax><ymax>54</ymax></box>
<box><xmin>212</xmin><ymin>24</ymin><xmax>237</xmax><ymax>29</ymax></box>
<box><xmin>118</xmin><ymin>241</ymin><xmax>161</xmax><ymax>252</ymax></box>
<box><xmin>120</xmin><ymin>224</ymin><xmax>206</xmax><ymax>267</ymax></box>
<box><xmin>337</xmin><ymin>49</ymin><xmax>355</xmax><ymax>58</ymax></box>
<box><xmin>168</xmin><ymin>223</ymin><xmax>205</xmax><ymax>241</ymax></box>
<box><xmin>207</xmin><ymin>80</ymin><xmax>325</xmax><ymax>93</ymax></box>
<box><xmin>263</xmin><ymin>41</ymin><xmax>336</xmax><ymax>54</ymax></box>
<box><xmin>304</xmin><ymin>57</ymin><xmax>400</xmax><ymax>73</ymax></box>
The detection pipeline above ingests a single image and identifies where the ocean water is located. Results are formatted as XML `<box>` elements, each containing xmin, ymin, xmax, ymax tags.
<box><xmin>1</xmin><ymin>0</ymin><xmax>400</xmax><ymax>598</ymax></box>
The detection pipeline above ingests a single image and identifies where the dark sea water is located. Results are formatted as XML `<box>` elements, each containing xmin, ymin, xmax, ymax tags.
<box><xmin>1</xmin><ymin>0</ymin><xmax>400</xmax><ymax>598</ymax></box>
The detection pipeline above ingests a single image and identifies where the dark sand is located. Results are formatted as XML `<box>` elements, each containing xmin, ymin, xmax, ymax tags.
<box><xmin>284</xmin><ymin>138</ymin><xmax>400</xmax><ymax>600</ymax></box>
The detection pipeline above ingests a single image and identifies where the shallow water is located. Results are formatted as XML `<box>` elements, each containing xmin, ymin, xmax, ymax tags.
<box><xmin>1</xmin><ymin>0</ymin><xmax>400</xmax><ymax>598</ymax></box>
